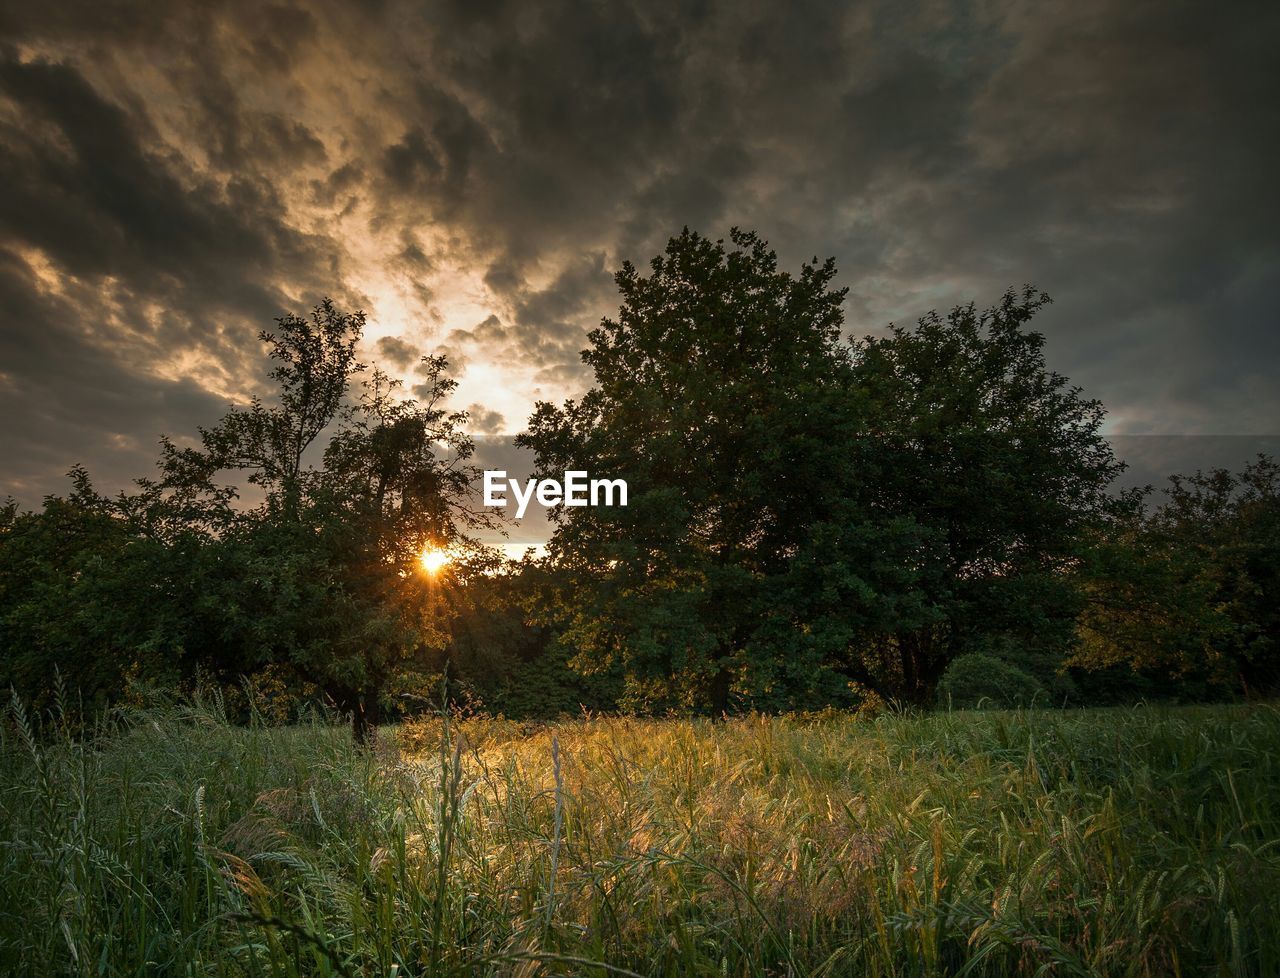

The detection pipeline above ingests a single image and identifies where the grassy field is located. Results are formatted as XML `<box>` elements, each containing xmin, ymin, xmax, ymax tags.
<box><xmin>2</xmin><ymin>698</ymin><xmax>1279</xmax><ymax>976</ymax></box>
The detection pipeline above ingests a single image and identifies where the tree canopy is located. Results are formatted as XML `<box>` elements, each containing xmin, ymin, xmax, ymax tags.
<box><xmin>3</xmin><ymin>231</ymin><xmax>1277</xmax><ymax>726</ymax></box>
<box><xmin>1</xmin><ymin>301</ymin><xmax>495</xmax><ymax>738</ymax></box>
<box><xmin>520</xmin><ymin>230</ymin><xmax>1130</xmax><ymax>711</ymax></box>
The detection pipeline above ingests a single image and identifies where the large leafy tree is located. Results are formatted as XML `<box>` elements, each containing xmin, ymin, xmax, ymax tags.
<box><xmin>0</xmin><ymin>463</ymin><xmax>250</xmax><ymax>712</ymax></box>
<box><xmin>158</xmin><ymin>301</ymin><xmax>495</xmax><ymax>739</ymax></box>
<box><xmin>0</xmin><ymin>469</ymin><xmax>159</xmax><ymax>709</ymax></box>
<box><xmin>844</xmin><ymin>289</ymin><xmax>1131</xmax><ymax>702</ymax></box>
<box><xmin>520</xmin><ymin>228</ymin><xmax>906</xmax><ymax>712</ymax></box>
<box><xmin>521</xmin><ymin>233</ymin><xmax>1129</xmax><ymax>710</ymax></box>
<box><xmin>0</xmin><ymin>300</ymin><xmax>494</xmax><ymax>738</ymax></box>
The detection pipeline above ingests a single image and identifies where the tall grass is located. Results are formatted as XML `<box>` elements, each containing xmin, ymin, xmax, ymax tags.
<box><xmin>2</xmin><ymin>692</ymin><xmax>1279</xmax><ymax>976</ymax></box>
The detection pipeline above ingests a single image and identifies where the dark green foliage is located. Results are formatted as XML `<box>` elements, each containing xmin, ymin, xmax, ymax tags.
<box><xmin>162</xmin><ymin>308</ymin><xmax>497</xmax><ymax>739</ymax></box>
<box><xmin>1075</xmin><ymin>454</ymin><xmax>1280</xmax><ymax>696</ymax></box>
<box><xmin>937</xmin><ymin>653</ymin><xmax>1046</xmax><ymax>709</ymax></box>
<box><xmin>520</xmin><ymin>228</ymin><xmax>889</xmax><ymax>713</ymax></box>
<box><xmin>487</xmin><ymin>641</ymin><xmax>623</xmax><ymax>719</ymax></box>
<box><xmin>441</xmin><ymin>562</ymin><xmax>623</xmax><ymax>719</ymax></box>
<box><xmin>521</xmin><ymin>230</ymin><xmax>1129</xmax><ymax>711</ymax></box>
<box><xmin>841</xmin><ymin>289</ymin><xmax>1129</xmax><ymax>703</ymax></box>
<box><xmin>0</xmin><ymin>301</ymin><xmax>494</xmax><ymax>738</ymax></box>
<box><xmin>0</xmin><ymin>470</ymin><xmax>169</xmax><ymax>708</ymax></box>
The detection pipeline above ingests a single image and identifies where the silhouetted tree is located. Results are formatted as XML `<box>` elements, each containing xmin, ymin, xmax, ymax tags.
<box><xmin>522</xmin><ymin>235</ymin><xmax>1129</xmax><ymax>709</ymax></box>
<box><xmin>841</xmin><ymin>289</ymin><xmax>1131</xmax><ymax>703</ymax></box>
<box><xmin>520</xmin><ymin>229</ymin><xmax>912</xmax><ymax>712</ymax></box>
<box><xmin>158</xmin><ymin>302</ymin><xmax>495</xmax><ymax>740</ymax></box>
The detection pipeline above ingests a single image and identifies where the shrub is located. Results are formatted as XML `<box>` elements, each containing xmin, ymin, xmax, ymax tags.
<box><xmin>937</xmin><ymin>652</ymin><xmax>1046</xmax><ymax>708</ymax></box>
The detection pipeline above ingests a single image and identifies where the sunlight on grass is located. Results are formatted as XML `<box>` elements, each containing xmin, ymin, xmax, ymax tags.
<box><xmin>3</xmin><ymin>699</ymin><xmax>1279</xmax><ymax>975</ymax></box>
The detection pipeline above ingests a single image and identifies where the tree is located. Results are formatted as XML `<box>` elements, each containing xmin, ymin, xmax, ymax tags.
<box><xmin>840</xmin><ymin>288</ymin><xmax>1131</xmax><ymax>703</ymax></box>
<box><xmin>144</xmin><ymin>301</ymin><xmax>496</xmax><ymax>740</ymax></box>
<box><xmin>520</xmin><ymin>228</ymin><xmax>899</xmax><ymax>713</ymax></box>
<box><xmin>0</xmin><ymin>465</ymin><xmax>245</xmax><ymax>712</ymax></box>
<box><xmin>824</xmin><ymin>290</ymin><xmax>1126</xmax><ymax>701</ymax></box>
<box><xmin>1074</xmin><ymin>455</ymin><xmax>1280</xmax><ymax>696</ymax></box>
<box><xmin>522</xmin><ymin>234</ymin><xmax>1129</xmax><ymax>710</ymax></box>
<box><xmin>0</xmin><ymin>469</ymin><xmax>149</xmax><ymax>709</ymax></box>
<box><xmin>718</xmin><ymin>287</ymin><xmax>1127</xmax><ymax>707</ymax></box>
<box><xmin>0</xmin><ymin>300</ymin><xmax>499</xmax><ymax>733</ymax></box>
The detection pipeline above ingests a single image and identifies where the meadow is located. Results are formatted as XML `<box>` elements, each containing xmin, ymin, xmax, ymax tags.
<box><xmin>2</xmin><ymin>697</ymin><xmax>1278</xmax><ymax>977</ymax></box>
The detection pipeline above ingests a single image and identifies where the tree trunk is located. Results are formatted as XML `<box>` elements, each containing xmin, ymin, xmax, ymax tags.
<box><xmin>709</xmin><ymin>666</ymin><xmax>732</xmax><ymax>718</ymax></box>
<box><xmin>900</xmin><ymin>630</ymin><xmax>949</xmax><ymax>707</ymax></box>
<box><xmin>351</xmin><ymin>691</ymin><xmax>382</xmax><ymax>747</ymax></box>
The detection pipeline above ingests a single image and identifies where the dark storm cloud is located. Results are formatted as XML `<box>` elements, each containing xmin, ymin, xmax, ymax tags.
<box><xmin>0</xmin><ymin>22</ymin><xmax>351</xmax><ymax>503</ymax></box>
<box><xmin>0</xmin><ymin>51</ymin><xmax>345</xmax><ymax>366</ymax></box>
<box><xmin>465</xmin><ymin>403</ymin><xmax>506</xmax><ymax>436</ymax></box>
<box><xmin>0</xmin><ymin>57</ymin><xmax>281</xmax><ymax>300</ymax></box>
<box><xmin>360</xmin><ymin>0</ymin><xmax>1279</xmax><ymax>434</ymax></box>
<box><xmin>1</xmin><ymin>0</ymin><xmax>1277</xmax><ymax>508</ymax></box>
<box><xmin>0</xmin><ymin>245</ymin><xmax>230</xmax><ymax>500</ymax></box>
<box><xmin>375</xmin><ymin>336</ymin><xmax>421</xmax><ymax>370</ymax></box>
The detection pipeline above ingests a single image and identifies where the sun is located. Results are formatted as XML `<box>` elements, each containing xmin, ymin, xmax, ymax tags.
<box><xmin>419</xmin><ymin>546</ymin><xmax>451</xmax><ymax>575</ymax></box>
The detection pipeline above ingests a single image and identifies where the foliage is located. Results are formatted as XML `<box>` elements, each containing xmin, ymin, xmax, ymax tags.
<box><xmin>936</xmin><ymin>653</ymin><xmax>1046</xmax><ymax>709</ymax></box>
<box><xmin>0</xmin><ymin>467</ymin><xmax>206</xmax><ymax>710</ymax></box>
<box><xmin>217</xmin><ymin>665</ymin><xmax>324</xmax><ymax>726</ymax></box>
<box><xmin>443</xmin><ymin>562</ymin><xmax>624</xmax><ymax>719</ymax></box>
<box><xmin>521</xmin><ymin>230</ymin><xmax>1129</xmax><ymax>710</ymax></box>
<box><xmin>838</xmin><ymin>288</ymin><xmax>1130</xmax><ymax>703</ymax></box>
<box><xmin>168</xmin><ymin>304</ymin><xmax>497</xmax><ymax>738</ymax></box>
<box><xmin>520</xmin><ymin>228</ymin><xmax>888</xmax><ymax>713</ymax></box>
<box><xmin>1075</xmin><ymin>454</ymin><xmax>1280</xmax><ymax>696</ymax></box>
<box><xmin>488</xmin><ymin>639</ymin><xmax>624</xmax><ymax>719</ymax></box>
<box><xmin>0</xmin><ymin>301</ymin><xmax>495</xmax><ymax>739</ymax></box>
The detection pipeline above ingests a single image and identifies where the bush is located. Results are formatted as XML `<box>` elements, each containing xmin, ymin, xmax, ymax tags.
<box><xmin>937</xmin><ymin>652</ymin><xmax>1046</xmax><ymax>709</ymax></box>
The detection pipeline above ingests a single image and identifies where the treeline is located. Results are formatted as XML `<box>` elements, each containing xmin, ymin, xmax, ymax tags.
<box><xmin>2</xmin><ymin>229</ymin><xmax>1277</xmax><ymax>730</ymax></box>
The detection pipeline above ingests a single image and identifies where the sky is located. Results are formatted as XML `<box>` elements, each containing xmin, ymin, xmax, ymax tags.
<box><xmin>1</xmin><ymin>0</ymin><xmax>1277</xmax><ymax>517</ymax></box>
